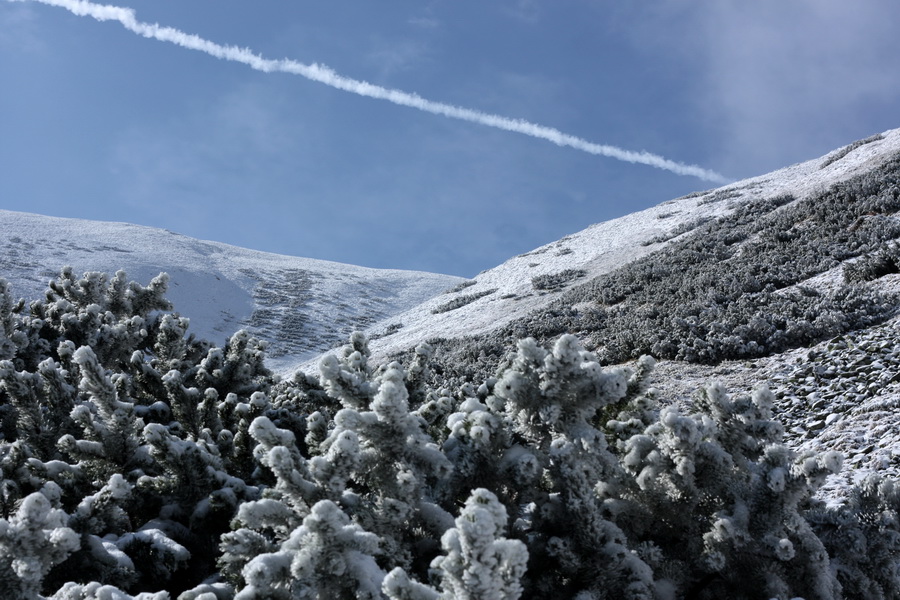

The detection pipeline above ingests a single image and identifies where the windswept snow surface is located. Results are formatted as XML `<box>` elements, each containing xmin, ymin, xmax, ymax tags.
<box><xmin>345</xmin><ymin>128</ymin><xmax>900</xmax><ymax>368</ymax></box>
<box><xmin>0</xmin><ymin>210</ymin><xmax>463</xmax><ymax>373</ymax></box>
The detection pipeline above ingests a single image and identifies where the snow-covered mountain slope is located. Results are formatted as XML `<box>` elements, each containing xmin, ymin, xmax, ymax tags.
<box><xmin>4</xmin><ymin>129</ymin><xmax>900</xmax><ymax>504</ymax></box>
<box><xmin>303</xmin><ymin>126</ymin><xmax>899</xmax><ymax>503</ymax></box>
<box><xmin>0</xmin><ymin>210</ymin><xmax>463</xmax><ymax>372</ymax></box>
<box><xmin>285</xmin><ymin>127</ymin><xmax>900</xmax><ymax>501</ymax></box>
<box><xmin>328</xmin><ymin>128</ymin><xmax>900</xmax><ymax>368</ymax></box>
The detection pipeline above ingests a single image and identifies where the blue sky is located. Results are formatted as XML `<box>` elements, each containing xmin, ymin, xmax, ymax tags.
<box><xmin>2</xmin><ymin>1</ymin><xmax>899</xmax><ymax>277</ymax></box>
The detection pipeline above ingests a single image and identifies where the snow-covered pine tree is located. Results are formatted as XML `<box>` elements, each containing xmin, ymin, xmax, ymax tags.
<box><xmin>0</xmin><ymin>491</ymin><xmax>79</xmax><ymax>600</ymax></box>
<box><xmin>807</xmin><ymin>474</ymin><xmax>900</xmax><ymax>599</ymax></box>
<box><xmin>616</xmin><ymin>382</ymin><xmax>842</xmax><ymax>598</ymax></box>
<box><xmin>3</xmin><ymin>269</ymin><xmax>900</xmax><ymax>598</ymax></box>
<box><xmin>0</xmin><ymin>271</ymin><xmax>272</xmax><ymax>597</ymax></box>
<box><xmin>384</xmin><ymin>488</ymin><xmax>528</xmax><ymax>600</ymax></box>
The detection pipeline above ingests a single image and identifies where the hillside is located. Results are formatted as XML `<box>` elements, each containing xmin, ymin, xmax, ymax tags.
<box><xmin>0</xmin><ymin>210</ymin><xmax>463</xmax><ymax>372</ymax></box>
<box><xmin>344</xmin><ymin>127</ymin><xmax>900</xmax><ymax>495</ymax></box>
<box><xmin>4</xmin><ymin>128</ymin><xmax>898</xmax><ymax>379</ymax></box>
<box><xmin>349</xmin><ymin>129</ymin><xmax>900</xmax><ymax>370</ymax></box>
<box><xmin>4</xmin><ymin>130</ymin><xmax>900</xmax><ymax>598</ymax></box>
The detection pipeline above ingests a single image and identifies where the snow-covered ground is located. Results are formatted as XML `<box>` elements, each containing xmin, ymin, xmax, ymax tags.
<box><xmin>325</xmin><ymin>127</ymin><xmax>900</xmax><ymax>369</ymax></box>
<box><xmin>0</xmin><ymin>210</ymin><xmax>463</xmax><ymax>372</ymax></box>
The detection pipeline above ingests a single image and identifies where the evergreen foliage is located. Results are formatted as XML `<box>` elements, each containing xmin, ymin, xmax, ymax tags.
<box><xmin>0</xmin><ymin>269</ymin><xmax>272</xmax><ymax>598</ymax></box>
<box><xmin>431</xmin><ymin>290</ymin><xmax>497</xmax><ymax>315</ymax></box>
<box><xmin>1</xmin><ymin>267</ymin><xmax>899</xmax><ymax>598</ymax></box>
<box><xmin>843</xmin><ymin>242</ymin><xmax>900</xmax><ymax>283</ymax></box>
<box><xmin>531</xmin><ymin>269</ymin><xmax>587</xmax><ymax>291</ymax></box>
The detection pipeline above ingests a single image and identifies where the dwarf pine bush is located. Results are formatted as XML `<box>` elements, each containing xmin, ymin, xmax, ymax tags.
<box><xmin>844</xmin><ymin>242</ymin><xmax>900</xmax><ymax>283</ymax></box>
<box><xmin>1</xmin><ymin>270</ymin><xmax>899</xmax><ymax>598</ymax></box>
<box><xmin>0</xmin><ymin>270</ymin><xmax>272</xmax><ymax>597</ymax></box>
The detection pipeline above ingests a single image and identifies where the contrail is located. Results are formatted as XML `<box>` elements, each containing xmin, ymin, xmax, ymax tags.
<box><xmin>17</xmin><ymin>0</ymin><xmax>730</xmax><ymax>183</ymax></box>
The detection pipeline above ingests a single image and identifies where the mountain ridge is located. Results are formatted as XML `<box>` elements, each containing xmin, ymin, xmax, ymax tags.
<box><xmin>4</xmin><ymin>129</ymin><xmax>900</xmax><ymax>597</ymax></box>
<box><xmin>0</xmin><ymin>208</ymin><xmax>464</xmax><ymax>373</ymax></box>
<box><xmin>4</xmin><ymin>128</ymin><xmax>900</xmax><ymax>380</ymax></box>
<box><xmin>338</xmin><ymin>128</ymin><xmax>900</xmax><ymax>369</ymax></box>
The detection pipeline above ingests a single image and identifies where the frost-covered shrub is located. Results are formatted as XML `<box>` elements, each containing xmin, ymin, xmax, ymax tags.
<box><xmin>0</xmin><ymin>270</ymin><xmax>272</xmax><ymax>597</ymax></box>
<box><xmin>0</xmin><ymin>279</ymin><xmax>26</xmax><ymax>363</ymax></box>
<box><xmin>0</xmin><ymin>491</ymin><xmax>79</xmax><ymax>600</ymax></box>
<box><xmin>615</xmin><ymin>383</ymin><xmax>843</xmax><ymax>598</ymax></box>
<box><xmin>442</xmin><ymin>280</ymin><xmax>477</xmax><ymax>294</ymax></box>
<box><xmin>5</xmin><ymin>268</ymin><xmax>900</xmax><ymax>599</ymax></box>
<box><xmin>696</xmin><ymin>188</ymin><xmax>743</xmax><ymax>206</ymax></box>
<box><xmin>807</xmin><ymin>474</ymin><xmax>900</xmax><ymax>599</ymax></box>
<box><xmin>531</xmin><ymin>269</ymin><xmax>586</xmax><ymax>291</ymax></box>
<box><xmin>844</xmin><ymin>242</ymin><xmax>900</xmax><ymax>283</ymax></box>
<box><xmin>641</xmin><ymin>215</ymin><xmax>714</xmax><ymax>246</ymax></box>
<box><xmin>384</xmin><ymin>488</ymin><xmax>528</xmax><ymax>600</ymax></box>
<box><xmin>234</xmin><ymin>499</ymin><xmax>384</xmax><ymax>600</ymax></box>
<box><xmin>431</xmin><ymin>289</ymin><xmax>496</xmax><ymax>314</ymax></box>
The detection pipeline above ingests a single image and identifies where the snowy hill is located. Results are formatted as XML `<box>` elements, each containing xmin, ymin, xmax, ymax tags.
<box><xmin>5</xmin><ymin>130</ymin><xmax>900</xmax><ymax>599</ymax></box>
<box><xmin>323</xmin><ymin>128</ymin><xmax>900</xmax><ymax>367</ymax></box>
<box><xmin>5</xmin><ymin>129</ymin><xmax>898</xmax><ymax>380</ymax></box>
<box><xmin>0</xmin><ymin>210</ymin><xmax>464</xmax><ymax>372</ymax></box>
<box><xmin>324</xmin><ymin>127</ymin><xmax>900</xmax><ymax>499</ymax></box>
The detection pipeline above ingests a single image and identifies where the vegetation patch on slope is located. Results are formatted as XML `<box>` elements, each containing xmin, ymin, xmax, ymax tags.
<box><xmin>820</xmin><ymin>133</ymin><xmax>885</xmax><ymax>169</ymax></box>
<box><xmin>844</xmin><ymin>241</ymin><xmax>900</xmax><ymax>282</ymax></box>
<box><xmin>419</xmin><ymin>153</ymin><xmax>900</xmax><ymax>385</ymax></box>
<box><xmin>531</xmin><ymin>269</ymin><xmax>587</xmax><ymax>291</ymax></box>
<box><xmin>431</xmin><ymin>288</ymin><xmax>496</xmax><ymax>314</ymax></box>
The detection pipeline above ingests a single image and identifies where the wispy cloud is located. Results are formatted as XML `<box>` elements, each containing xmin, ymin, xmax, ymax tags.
<box><xmin>504</xmin><ymin>0</ymin><xmax>541</xmax><ymax>24</ymax></box>
<box><xmin>0</xmin><ymin>3</ymin><xmax>44</xmax><ymax>51</ymax></box>
<box><xmin>625</xmin><ymin>1</ymin><xmax>900</xmax><ymax>177</ymax></box>
<box><xmin>16</xmin><ymin>0</ymin><xmax>730</xmax><ymax>183</ymax></box>
<box><xmin>407</xmin><ymin>16</ymin><xmax>438</xmax><ymax>29</ymax></box>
